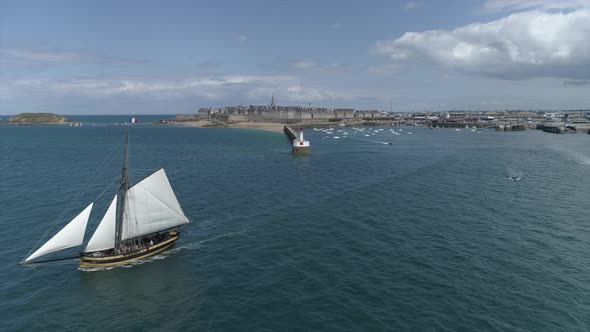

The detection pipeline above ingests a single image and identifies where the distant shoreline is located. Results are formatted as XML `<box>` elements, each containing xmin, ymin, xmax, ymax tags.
<box><xmin>157</xmin><ymin>120</ymin><xmax>360</xmax><ymax>133</ymax></box>
<box><xmin>1</xmin><ymin>112</ymin><xmax>78</xmax><ymax>126</ymax></box>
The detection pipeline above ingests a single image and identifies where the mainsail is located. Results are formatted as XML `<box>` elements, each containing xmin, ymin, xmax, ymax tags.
<box><xmin>24</xmin><ymin>203</ymin><xmax>93</xmax><ymax>263</ymax></box>
<box><xmin>121</xmin><ymin>169</ymin><xmax>190</xmax><ymax>240</ymax></box>
<box><xmin>85</xmin><ymin>195</ymin><xmax>117</xmax><ymax>252</ymax></box>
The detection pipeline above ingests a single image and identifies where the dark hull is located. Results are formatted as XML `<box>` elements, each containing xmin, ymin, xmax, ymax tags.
<box><xmin>80</xmin><ymin>231</ymin><xmax>179</xmax><ymax>268</ymax></box>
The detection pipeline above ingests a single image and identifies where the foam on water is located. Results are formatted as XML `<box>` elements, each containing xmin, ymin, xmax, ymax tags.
<box><xmin>571</xmin><ymin>151</ymin><xmax>590</xmax><ymax>165</ymax></box>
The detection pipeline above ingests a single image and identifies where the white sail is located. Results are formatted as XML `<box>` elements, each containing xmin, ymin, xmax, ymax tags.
<box><xmin>24</xmin><ymin>203</ymin><xmax>93</xmax><ymax>262</ymax></box>
<box><xmin>121</xmin><ymin>169</ymin><xmax>189</xmax><ymax>240</ymax></box>
<box><xmin>85</xmin><ymin>195</ymin><xmax>117</xmax><ymax>252</ymax></box>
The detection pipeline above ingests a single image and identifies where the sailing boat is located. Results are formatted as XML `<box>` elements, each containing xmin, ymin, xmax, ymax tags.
<box><xmin>21</xmin><ymin>131</ymin><xmax>191</xmax><ymax>268</ymax></box>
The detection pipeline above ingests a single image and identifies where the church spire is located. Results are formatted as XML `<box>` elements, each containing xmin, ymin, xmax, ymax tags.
<box><xmin>271</xmin><ymin>94</ymin><xmax>276</xmax><ymax>109</ymax></box>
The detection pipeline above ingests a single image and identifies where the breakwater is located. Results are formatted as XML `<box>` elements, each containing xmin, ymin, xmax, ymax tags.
<box><xmin>534</xmin><ymin>123</ymin><xmax>590</xmax><ymax>134</ymax></box>
<box><xmin>496</xmin><ymin>124</ymin><xmax>527</xmax><ymax>131</ymax></box>
<box><xmin>536</xmin><ymin>124</ymin><xmax>565</xmax><ymax>134</ymax></box>
<box><xmin>284</xmin><ymin>125</ymin><xmax>310</xmax><ymax>155</ymax></box>
<box><xmin>283</xmin><ymin>125</ymin><xmax>298</xmax><ymax>140</ymax></box>
<box><xmin>428</xmin><ymin>122</ymin><xmax>491</xmax><ymax>129</ymax></box>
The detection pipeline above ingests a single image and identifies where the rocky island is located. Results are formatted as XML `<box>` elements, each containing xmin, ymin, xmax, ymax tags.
<box><xmin>3</xmin><ymin>113</ymin><xmax>77</xmax><ymax>125</ymax></box>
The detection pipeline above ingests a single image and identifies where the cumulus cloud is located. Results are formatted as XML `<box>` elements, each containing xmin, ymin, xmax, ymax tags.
<box><xmin>374</xmin><ymin>9</ymin><xmax>590</xmax><ymax>79</ymax></box>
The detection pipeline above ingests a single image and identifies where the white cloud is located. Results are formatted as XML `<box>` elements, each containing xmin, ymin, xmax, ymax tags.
<box><xmin>285</xmin><ymin>85</ymin><xmax>336</xmax><ymax>101</ymax></box>
<box><xmin>562</xmin><ymin>79</ymin><xmax>590</xmax><ymax>86</ymax></box>
<box><xmin>289</xmin><ymin>60</ymin><xmax>317</xmax><ymax>70</ymax></box>
<box><xmin>329</xmin><ymin>22</ymin><xmax>342</xmax><ymax>29</ymax></box>
<box><xmin>0</xmin><ymin>74</ymin><xmax>359</xmax><ymax>106</ymax></box>
<box><xmin>481</xmin><ymin>0</ymin><xmax>590</xmax><ymax>12</ymax></box>
<box><xmin>1</xmin><ymin>75</ymin><xmax>296</xmax><ymax>101</ymax></box>
<box><xmin>238</xmin><ymin>34</ymin><xmax>248</xmax><ymax>43</ymax></box>
<box><xmin>374</xmin><ymin>9</ymin><xmax>590</xmax><ymax>79</ymax></box>
<box><xmin>405</xmin><ymin>1</ymin><xmax>421</xmax><ymax>9</ymax></box>
<box><xmin>0</xmin><ymin>48</ymin><xmax>143</xmax><ymax>66</ymax></box>
<box><xmin>274</xmin><ymin>57</ymin><xmax>346</xmax><ymax>74</ymax></box>
<box><xmin>0</xmin><ymin>71</ymin><xmax>378</xmax><ymax>113</ymax></box>
<box><xmin>245</xmin><ymin>85</ymin><xmax>338</xmax><ymax>104</ymax></box>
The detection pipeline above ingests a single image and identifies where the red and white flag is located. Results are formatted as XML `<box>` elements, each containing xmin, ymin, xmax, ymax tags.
<box><xmin>130</xmin><ymin>117</ymin><xmax>138</xmax><ymax>124</ymax></box>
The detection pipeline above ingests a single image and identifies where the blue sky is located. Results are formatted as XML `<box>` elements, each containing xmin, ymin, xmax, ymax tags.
<box><xmin>1</xmin><ymin>0</ymin><xmax>589</xmax><ymax>114</ymax></box>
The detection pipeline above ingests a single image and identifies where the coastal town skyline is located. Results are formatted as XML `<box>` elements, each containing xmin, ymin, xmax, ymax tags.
<box><xmin>1</xmin><ymin>0</ymin><xmax>589</xmax><ymax>114</ymax></box>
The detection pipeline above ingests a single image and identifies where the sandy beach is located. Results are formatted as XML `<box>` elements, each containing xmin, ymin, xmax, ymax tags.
<box><xmin>171</xmin><ymin>120</ymin><xmax>211</xmax><ymax>127</ymax></box>
<box><xmin>228</xmin><ymin>122</ymin><xmax>285</xmax><ymax>132</ymax></box>
<box><xmin>172</xmin><ymin>120</ymin><xmax>285</xmax><ymax>133</ymax></box>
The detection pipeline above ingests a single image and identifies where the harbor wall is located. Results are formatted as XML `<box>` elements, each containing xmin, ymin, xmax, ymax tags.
<box><xmin>429</xmin><ymin>122</ymin><xmax>492</xmax><ymax>129</ymax></box>
<box><xmin>283</xmin><ymin>125</ymin><xmax>298</xmax><ymax>140</ymax></box>
<box><xmin>175</xmin><ymin>114</ymin><xmax>200</xmax><ymax>121</ymax></box>
<box><xmin>536</xmin><ymin>124</ymin><xmax>565</xmax><ymax>134</ymax></box>
<box><xmin>210</xmin><ymin>109</ymin><xmax>395</xmax><ymax>124</ymax></box>
<box><xmin>535</xmin><ymin>123</ymin><xmax>590</xmax><ymax>134</ymax></box>
<box><xmin>495</xmin><ymin>124</ymin><xmax>527</xmax><ymax>131</ymax></box>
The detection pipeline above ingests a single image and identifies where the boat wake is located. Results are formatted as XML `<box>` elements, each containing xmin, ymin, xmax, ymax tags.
<box><xmin>570</xmin><ymin>152</ymin><xmax>590</xmax><ymax>166</ymax></box>
<box><xmin>548</xmin><ymin>145</ymin><xmax>590</xmax><ymax>166</ymax></box>
<box><xmin>506</xmin><ymin>167</ymin><xmax>524</xmax><ymax>181</ymax></box>
<box><xmin>346</xmin><ymin>136</ymin><xmax>392</xmax><ymax>145</ymax></box>
<box><xmin>170</xmin><ymin>228</ymin><xmax>248</xmax><ymax>253</ymax></box>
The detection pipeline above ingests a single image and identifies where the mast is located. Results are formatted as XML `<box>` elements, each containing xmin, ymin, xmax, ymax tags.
<box><xmin>115</xmin><ymin>129</ymin><xmax>129</xmax><ymax>251</ymax></box>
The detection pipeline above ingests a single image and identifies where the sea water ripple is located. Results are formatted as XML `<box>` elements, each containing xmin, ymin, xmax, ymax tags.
<box><xmin>0</xmin><ymin>120</ymin><xmax>589</xmax><ymax>331</ymax></box>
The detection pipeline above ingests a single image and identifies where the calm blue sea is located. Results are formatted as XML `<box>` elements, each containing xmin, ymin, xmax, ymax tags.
<box><xmin>1</xmin><ymin>116</ymin><xmax>589</xmax><ymax>331</ymax></box>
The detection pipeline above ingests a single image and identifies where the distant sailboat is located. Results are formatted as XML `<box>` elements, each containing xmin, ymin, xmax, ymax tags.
<box><xmin>21</xmin><ymin>130</ymin><xmax>191</xmax><ymax>268</ymax></box>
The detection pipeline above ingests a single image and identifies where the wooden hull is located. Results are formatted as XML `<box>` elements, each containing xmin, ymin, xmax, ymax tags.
<box><xmin>80</xmin><ymin>231</ymin><xmax>179</xmax><ymax>268</ymax></box>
